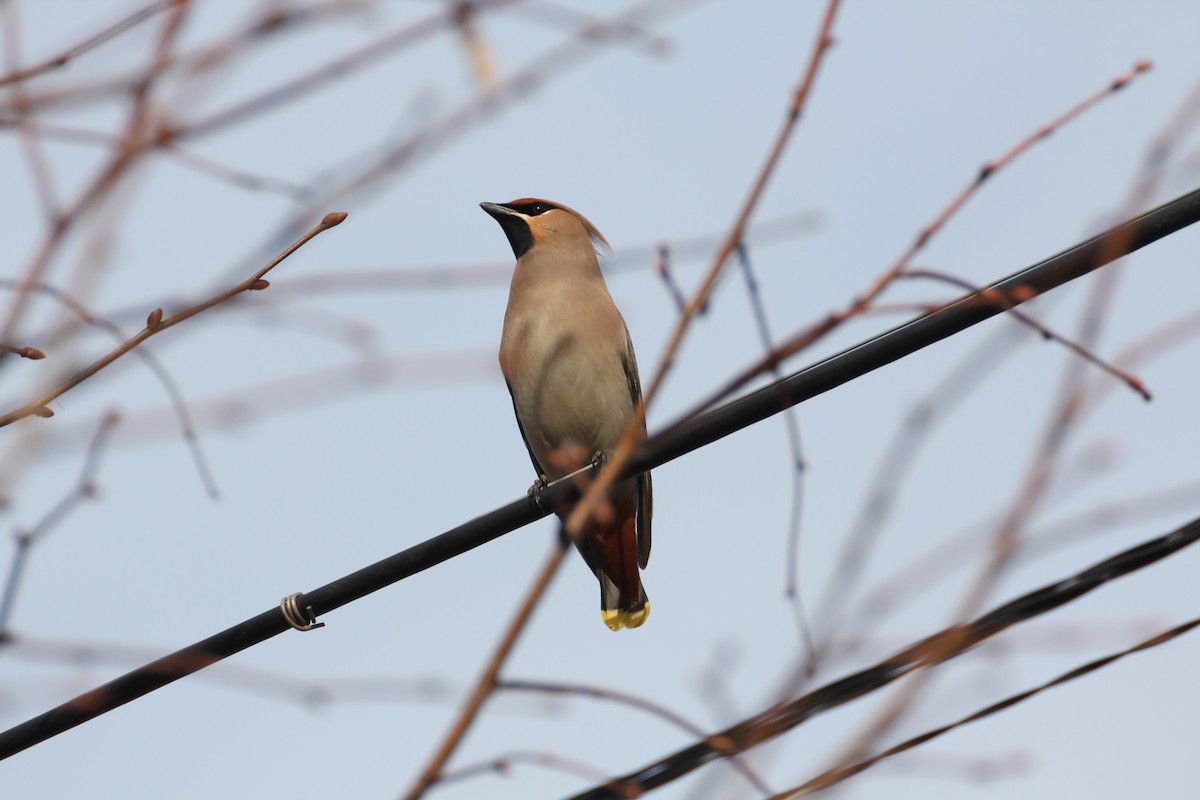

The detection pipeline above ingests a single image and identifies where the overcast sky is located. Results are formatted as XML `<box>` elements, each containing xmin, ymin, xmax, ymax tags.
<box><xmin>3</xmin><ymin>2</ymin><xmax>1200</xmax><ymax>799</ymax></box>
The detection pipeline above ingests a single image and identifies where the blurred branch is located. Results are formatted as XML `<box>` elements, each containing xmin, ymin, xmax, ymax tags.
<box><xmin>813</xmin><ymin>302</ymin><xmax>1200</xmax><ymax>685</ymax></box>
<box><xmin>0</xmin><ymin>277</ymin><xmax>219</xmax><ymax>497</ymax></box>
<box><xmin>173</xmin><ymin>1</ymin><xmax>518</xmax><ymax>142</ymax></box>
<box><xmin>403</xmin><ymin>537</ymin><xmax>567</xmax><ymax>800</ymax></box>
<box><xmin>902</xmin><ymin>267</ymin><xmax>1149</xmax><ymax>398</ymax></box>
<box><xmin>219</xmin><ymin>0</ymin><xmax>703</xmax><ymax>287</ymax></box>
<box><xmin>0</xmin><ymin>189</ymin><xmax>1196</xmax><ymax>760</ymax></box>
<box><xmin>734</xmin><ymin>244</ymin><xmax>811</xmax><ymax>653</ymax></box>
<box><xmin>0</xmin><ymin>413</ymin><xmax>119</xmax><ymax>640</ymax></box>
<box><xmin>774</xmin><ymin>615</ymin><xmax>1200</xmax><ymax>797</ymax></box>
<box><xmin>37</xmin><ymin>347</ymin><xmax>494</xmax><ymax>455</ymax></box>
<box><xmin>499</xmin><ymin>678</ymin><xmax>772</xmax><ymax>794</ymax></box>
<box><xmin>879</xmin><ymin>749</ymin><xmax>1031</xmax><ymax>786</ymax></box>
<box><xmin>437</xmin><ymin>749</ymin><xmax>608</xmax><ymax>787</ymax></box>
<box><xmin>6</xmin><ymin>634</ymin><xmax>475</xmax><ymax>709</ymax></box>
<box><xmin>854</xmin><ymin>59</ymin><xmax>1153</xmax><ymax>313</ymax></box>
<box><xmin>49</xmin><ymin>210</ymin><xmax>817</xmax><ymax>343</ymax></box>
<box><xmin>11</xmin><ymin>209</ymin><xmax>815</xmax><ymax>457</ymax></box>
<box><xmin>656</xmin><ymin>185</ymin><xmax>1200</xmax><ymax>464</ymax></box>
<box><xmin>0</xmin><ymin>0</ymin><xmax>193</xmax><ymax>369</ymax></box>
<box><xmin>0</xmin><ymin>117</ymin><xmax>310</xmax><ymax>197</ymax></box>
<box><xmin>0</xmin><ymin>1</ymin><xmax>375</xmax><ymax>114</ymax></box>
<box><xmin>829</xmin><ymin>57</ymin><xmax>1191</xmax><ymax>768</ymax></box>
<box><xmin>824</xmin><ymin>292</ymin><xmax>1200</xmax><ymax>662</ymax></box>
<box><xmin>503</xmin><ymin>1</ymin><xmax>673</xmax><ymax>57</ymax></box>
<box><xmin>566</xmin><ymin>515</ymin><xmax>1200</xmax><ymax>799</ymax></box>
<box><xmin>566</xmin><ymin>0</ymin><xmax>841</xmax><ymax>540</ymax></box>
<box><xmin>0</xmin><ymin>0</ymin><xmax>173</xmax><ymax>88</ymax></box>
<box><xmin>685</xmin><ymin>61</ymin><xmax>1157</xmax><ymax>424</ymax></box>
<box><xmin>0</xmin><ymin>212</ymin><xmax>347</xmax><ymax>429</ymax></box>
<box><xmin>852</xmin><ymin>480</ymin><xmax>1200</xmax><ymax>644</ymax></box>
<box><xmin>654</xmin><ymin>244</ymin><xmax>689</xmax><ymax>314</ymax></box>
<box><xmin>452</xmin><ymin>2</ymin><xmax>501</xmax><ymax>91</ymax></box>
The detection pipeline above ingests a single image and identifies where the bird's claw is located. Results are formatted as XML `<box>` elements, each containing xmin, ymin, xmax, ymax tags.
<box><xmin>527</xmin><ymin>475</ymin><xmax>549</xmax><ymax>509</ymax></box>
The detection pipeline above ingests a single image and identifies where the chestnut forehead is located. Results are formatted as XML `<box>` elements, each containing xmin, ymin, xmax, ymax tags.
<box><xmin>508</xmin><ymin>197</ymin><xmax>554</xmax><ymax>207</ymax></box>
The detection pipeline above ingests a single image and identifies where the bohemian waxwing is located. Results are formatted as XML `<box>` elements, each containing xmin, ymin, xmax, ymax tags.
<box><xmin>481</xmin><ymin>198</ymin><xmax>653</xmax><ymax>631</ymax></box>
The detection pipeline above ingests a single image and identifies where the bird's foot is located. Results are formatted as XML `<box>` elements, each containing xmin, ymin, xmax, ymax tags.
<box><xmin>527</xmin><ymin>474</ymin><xmax>549</xmax><ymax>510</ymax></box>
<box><xmin>590</xmin><ymin>450</ymin><xmax>611</xmax><ymax>471</ymax></box>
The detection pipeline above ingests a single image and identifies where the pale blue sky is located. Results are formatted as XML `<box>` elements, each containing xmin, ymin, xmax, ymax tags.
<box><xmin>2</xmin><ymin>2</ymin><xmax>1200</xmax><ymax>799</ymax></box>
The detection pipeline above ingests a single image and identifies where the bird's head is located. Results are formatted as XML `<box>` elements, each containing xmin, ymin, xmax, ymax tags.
<box><xmin>480</xmin><ymin>198</ymin><xmax>609</xmax><ymax>259</ymax></box>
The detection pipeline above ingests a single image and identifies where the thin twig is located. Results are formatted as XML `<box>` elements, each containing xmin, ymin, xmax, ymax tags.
<box><xmin>499</xmin><ymin>678</ymin><xmax>773</xmax><ymax>795</ymax></box>
<box><xmin>0</xmin><ymin>277</ymin><xmax>219</xmax><ymax>497</ymax></box>
<box><xmin>674</xmin><ymin>59</ymin><xmax>1158</xmax><ymax>426</ymax></box>
<box><xmin>5</xmin><ymin>633</ymin><xmax>467</xmax><ymax>708</ymax></box>
<box><xmin>852</xmin><ymin>59</ymin><xmax>1154</xmax><ymax>314</ymax></box>
<box><xmin>35</xmin><ymin>347</ymin><xmax>493</xmax><ymax>452</ymax></box>
<box><xmin>565</xmin><ymin>0</ymin><xmax>842</xmax><ymax>539</ymax></box>
<box><xmin>0</xmin><ymin>191</ymin><xmax>1195</xmax><ymax>761</ymax></box>
<box><xmin>655</xmin><ymin>244</ymin><xmax>688</xmax><ymax>314</ymax></box>
<box><xmin>173</xmin><ymin>0</ymin><xmax>519</xmax><ymax>142</ymax></box>
<box><xmin>836</xmin><ymin>299</ymin><xmax>1200</xmax><ymax>649</ymax></box>
<box><xmin>0</xmin><ymin>2</ymin><xmax>382</xmax><ymax>117</ymax></box>
<box><xmin>0</xmin><ymin>212</ymin><xmax>347</xmax><ymax>428</ymax></box>
<box><xmin>734</xmin><ymin>244</ymin><xmax>812</xmax><ymax>656</ymax></box>
<box><xmin>0</xmin><ymin>1</ymin><xmax>173</xmax><ymax>88</ymax></box>
<box><xmin>0</xmin><ymin>412</ymin><xmax>120</xmax><ymax>639</ymax></box>
<box><xmin>824</xmin><ymin>59</ymin><xmax>1166</xmax><ymax>767</ymax></box>
<box><xmin>566</xmin><ymin>517</ymin><xmax>1200</xmax><ymax>799</ymax></box>
<box><xmin>902</xmin><ymin>267</ymin><xmax>1150</xmax><ymax>399</ymax></box>
<box><xmin>402</xmin><ymin>537</ymin><xmax>569</xmax><ymax>800</ymax></box>
<box><xmin>437</xmin><ymin>749</ymin><xmax>608</xmax><ymax>787</ymax></box>
<box><xmin>1</xmin><ymin>0</ymin><xmax>59</xmax><ymax>219</ymax></box>
<box><xmin>512</xmin><ymin>1</ymin><xmax>673</xmax><ymax>58</ymax></box>
<box><xmin>0</xmin><ymin>1</ymin><xmax>194</xmax><ymax>370</ymax></box>
<box><xmin>0</xmin><ymin>344</ymin><xmax>45</xmax><ymax>359</ymax></box>
<box><xmin>773</xmin><ymin>616</ymin><xmax>1200</xmax><ymax>797</ymax></box>
<box><xmin>0</xmin><ymin>117</ymin><xmax>309</xmax><ymax>197</ymax></box>
<box><xmin>195</xmin><ymin>0</ymin><xmax>700</xmax><ymax>293</ymax></box>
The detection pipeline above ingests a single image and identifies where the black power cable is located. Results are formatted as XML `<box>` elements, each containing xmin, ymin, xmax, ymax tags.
<box><xmin>2</xmin><ymin>186</ymin><xmax>1199</xmax><ymax>760</ymax></box>
<box><xmin>568</xmin><ymin>515</ymin><xmax>1200</xmax><ymax>799</ymax></box>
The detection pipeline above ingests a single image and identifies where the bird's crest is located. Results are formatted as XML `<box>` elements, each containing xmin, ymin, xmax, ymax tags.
<box><xmin>509</xmin><ymin>197</ymin><xmax>611</xmax><ymax>254</ymax></box>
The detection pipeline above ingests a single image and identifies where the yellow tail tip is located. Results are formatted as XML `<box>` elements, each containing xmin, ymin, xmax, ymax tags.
<box><xmin>602</xmin><ymin>603</ymin><xmax>650</xmax><ymax>631</ymax></box>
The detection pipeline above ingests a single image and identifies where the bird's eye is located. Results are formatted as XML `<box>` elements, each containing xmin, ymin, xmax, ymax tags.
<box><xmin>507</xmin><ymin>199</ymin><xmax>555</xmax><ymax>216</ymax></box>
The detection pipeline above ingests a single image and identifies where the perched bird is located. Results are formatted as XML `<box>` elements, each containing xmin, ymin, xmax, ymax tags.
<box><xmin>482</xmin><ymin>198</ymin><xmax>653</xmax><ymax>631</ymax></box>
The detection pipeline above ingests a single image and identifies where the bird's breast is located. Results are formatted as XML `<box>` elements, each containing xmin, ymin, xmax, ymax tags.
<box><xmin>501</xmin><ymin>294</ymin><xmax>633</xmax><ymax>476</ymax></box>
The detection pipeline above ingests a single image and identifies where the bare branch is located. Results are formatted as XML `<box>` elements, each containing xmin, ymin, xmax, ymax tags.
<box><xmin>0</xmin><ymin>212</ymin><xmax>347</xmax><ymax>428</ymax></box>
<box><xmin>566</xmin><ymin>0</ymin><xmax>842</xmax><ymax>540</ymax></box>
<box><xmin>0</xmin><ymin>412</ymin><xmax>120</xmax><ymax>639</ymax></box>
<box><xmin>403</xmin><ymin>538</ymin><xmax>568</xmax><ymax>800</ymax></box>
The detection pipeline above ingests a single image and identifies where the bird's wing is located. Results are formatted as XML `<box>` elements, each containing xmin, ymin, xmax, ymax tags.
<box><xmin>505</xmin><ymin>379</ymin><xmax>546</xmax><ymax>479</ymax></box>
<box><xmin>621</xmin><ymin>324</ymin><xmax>653</xmax><ymax>569</ymax></box>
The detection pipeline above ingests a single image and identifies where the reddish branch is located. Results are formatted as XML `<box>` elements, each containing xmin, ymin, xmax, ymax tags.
<box><xmin>566</xmin><ymin>0</ymin><xmax>843</xmax><ymax>539</ymax></box>
<box><xmin>0</xmin><ymin>212</ymin><xmax>346</xmax><ymax>428</ymax></box>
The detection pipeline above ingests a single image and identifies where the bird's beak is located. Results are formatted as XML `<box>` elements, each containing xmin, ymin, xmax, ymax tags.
<box><xmin>481</xmin><ymin>202</ymin><xmax>534</xmax><ymax>258</ymax></box>
<box><xmin>480</xmin><ymin>201</ymin><xmax>517</xmax><ymax>220</ymax></box>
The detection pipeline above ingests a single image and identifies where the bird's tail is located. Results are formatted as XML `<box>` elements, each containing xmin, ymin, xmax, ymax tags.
<box><xmin>575</xmin><ymin>490</ymin><xmax>649</xmax><ymax>631</ymax></box>
<box><xmin>599</xmin><ymin>576</ymin><xmax>649</xmax><ymax>631</ymax></box>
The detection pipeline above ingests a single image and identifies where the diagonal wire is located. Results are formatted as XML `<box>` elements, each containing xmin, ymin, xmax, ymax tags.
<box><xmin>567</xmin><ymin>514</ymin><xmax>1200</xmax><ymax>799</ymax></box>
<box><xmin>773</xmin><ymin>615</ymin><xmax>1200</xmax><ymax>797</ymax></box>
<box><xmin>0</xmin><ymin>185</ymin><xmax>1197</xmax><ymax>761</ymax></box>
